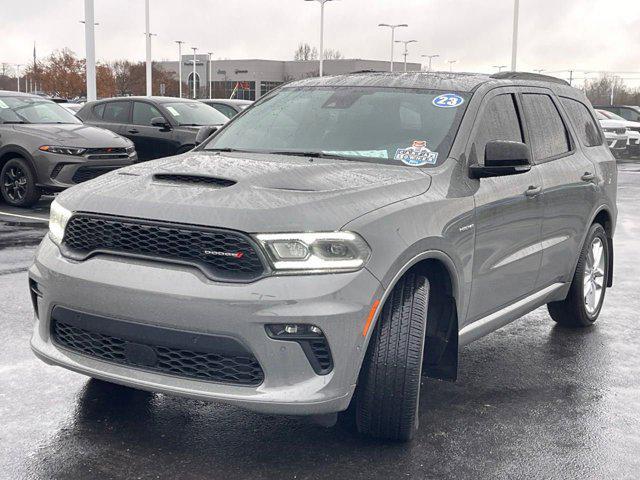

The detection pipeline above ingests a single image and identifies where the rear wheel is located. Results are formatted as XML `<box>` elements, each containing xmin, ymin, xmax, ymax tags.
<box><xmin>548</xmin><ymin>223</ymin><xmax>609</xmax><ymax>327</ymax></box>
<box><xmin>355</xmin><ymin>272</ymin><xmax>429</xmax><ymax>441</ymax></box>
<box><xmin>1</xmin><ymin>157</ymin><xmax>41</xmax><ymax>207</ymax></box>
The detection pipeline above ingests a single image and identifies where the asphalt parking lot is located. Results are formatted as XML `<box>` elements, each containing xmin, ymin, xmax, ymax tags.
<box><xmin>1</xmin><ymin>164</ymin><xmax>639</xmax><ymax>480</ymax></box>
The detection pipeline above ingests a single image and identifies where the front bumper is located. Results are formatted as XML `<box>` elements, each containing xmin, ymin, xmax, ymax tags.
<box><xmin>34</xmin><ymin>150</ymin><xmax>137</xmax><ymax>190</ymax></box>
<box><xmin>29</xmin><ymin>236</ymin><xmax>383</xmax><ymax>415</ymax></box>
<box><xmin>604</xmin><ymin>132</ymin><xmax>628</xmax><ymax>150</ymax></box>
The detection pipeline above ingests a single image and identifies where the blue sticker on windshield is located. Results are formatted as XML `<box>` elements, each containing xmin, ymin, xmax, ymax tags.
<box><xmin>433</xmin><ymin>93</ymin><xmax>464</xmax><ymax>108</ymax></box>
<box><xmin>395</xmin><ymin>141</ymin><xmax>439</xmax><ymax>166</ymax></box>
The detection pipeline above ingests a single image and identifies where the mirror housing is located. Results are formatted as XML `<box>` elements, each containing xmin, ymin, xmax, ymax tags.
<box><xmin>469</xmin><ymin>140</ymin><xmax>532</xmax><ymax>179</ymax></box>
<box><xmin>151</xmin><ymin>116</ymin><xmax>170</xmax><ymax>128</ymax></box>
<box><xmin>195</xmin><ymin>125</ymin><xmax>219</xmax><ymax>146</ymax></box>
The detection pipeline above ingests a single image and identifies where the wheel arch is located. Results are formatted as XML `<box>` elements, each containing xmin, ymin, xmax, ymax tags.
<box><xmin>591</xmin><ymin>206</ymin><xmax>614</xmax><ymax>288</ymax></box>
<box><xmin>0</xmin><ymin>145</ymin><xmax>37</xmax><ymax>174</ymax></box>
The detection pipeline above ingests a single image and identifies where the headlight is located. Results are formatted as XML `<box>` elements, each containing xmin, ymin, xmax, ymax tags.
<box><xmin>255</xmin><ymin>232</ymin><xmax>371</xmax><ymax>273</ymax></box>
<box><xmin>39</xmin><ymin>145</ymin><xmax>87</xmax><ymax>156</ymax></box>
<box><xmin>49</xmin><ymin>200</ymin><xmax>72</xmax><ymax>245</ymax></box>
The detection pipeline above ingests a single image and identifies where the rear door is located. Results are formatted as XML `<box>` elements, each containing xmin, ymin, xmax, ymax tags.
<box><xmin>466</xmin><ymin>88</ymin><xmax>544</xmax><ymax>321</ymax></box>
<box><xmin>98</xmin><ymin>100</ymin><xmax>131</xmax><ymax>138</ymax></box>
<box><xmin>130</xmin><ymin>101</ymin><xmax>174</xmax><ymax>161</ymax></box>
<box><xmin>520</xmin><ymin>91</ymin><xmax>599</xmax><ymax>289</ymax></box>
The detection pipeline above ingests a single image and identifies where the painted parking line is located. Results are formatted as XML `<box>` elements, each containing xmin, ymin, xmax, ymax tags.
<box><xmin>0</xmin><ymin>211</ymin><xmax>48</xmax><ymax>222</ymax></box>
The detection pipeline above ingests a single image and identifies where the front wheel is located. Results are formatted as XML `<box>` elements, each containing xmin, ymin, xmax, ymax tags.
<box><xmin>548</xmin><ymin>223</ymin><xmax>609</xmax><ymax>327</ymax></box>
<box><xmin>1</xmin><ymin>157</ymin><xmax>41</xmax><ymax>207</ymax></box>
<box><xmin>355</xmin><ymin>272</ymin><xmax>429</xmax><ymax>441</ymax></box>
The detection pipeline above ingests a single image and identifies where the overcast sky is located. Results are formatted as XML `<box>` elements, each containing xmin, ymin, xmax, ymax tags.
<box><xmin>2</xmin><ymin>0</ymin><xmax>639</xmax><ymax>85</ymax></box>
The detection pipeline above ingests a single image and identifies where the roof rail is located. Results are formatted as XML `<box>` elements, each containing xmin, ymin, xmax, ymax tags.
<box><xmin>490</xmin><ymin>71</ymin><xmax>570</xmax><ymax>86</ymax></box>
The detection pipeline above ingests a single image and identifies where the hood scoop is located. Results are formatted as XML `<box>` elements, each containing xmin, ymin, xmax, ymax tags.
<box><xmin>152</xmin><ymin>173</ymin><xmax>236</xmax><ymax>188</ymax></box>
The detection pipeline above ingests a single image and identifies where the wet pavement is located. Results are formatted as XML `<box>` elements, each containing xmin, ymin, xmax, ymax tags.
<box><xmin>1</xmin><ymin>166</ymin><xmax>639</xmax><ymax>480</ymax></box>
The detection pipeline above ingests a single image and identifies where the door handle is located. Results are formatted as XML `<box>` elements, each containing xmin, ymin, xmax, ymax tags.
<box><xmin>127</xmin><ymin>129</ymin><xmax>139</xmax><ymax>134</ymax></box>
<box><xmin>525</xmin><ymin>185</ymin><xmax>542</xmax><ymax>197</ymax></box>
<box><xmin>581</xmin><ymin>172</ymin><xmax>596</xmax><ymax>182</ymax></box>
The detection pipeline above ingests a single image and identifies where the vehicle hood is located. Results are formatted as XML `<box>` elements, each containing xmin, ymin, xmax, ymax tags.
<box><xmin>58</xmin><ymin>152</ymin><xmax>431</xmax><ymax>232</ymax></box>
<box><xmin>599</xmin><ymin>119</ymin><xmax>627</xmax><ymax>129</ymax></box>
<box><xmin>12</xmin><ymin>123</ymin><xmax>131</xmax><ymax>148</ymax></box>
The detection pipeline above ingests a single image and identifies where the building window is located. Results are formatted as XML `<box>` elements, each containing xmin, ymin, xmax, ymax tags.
<box><xmin>261</xmin><ymin>81</ymin><xmax>283</xmax><ymax>97</ymax></box>
<box><xmin>188</xmin><ymin>72</ymin><xmax>201</xmax><ymax>98</ymax></box>
<box><xmin>211</xmin><ymin>81</ymin><xmax>256</xmax><ymax>101</ymax></box>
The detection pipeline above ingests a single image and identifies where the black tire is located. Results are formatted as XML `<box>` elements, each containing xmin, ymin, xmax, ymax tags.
<box><xmin>1</xmin><ymin>157</ymin><xmax>41</xmax><ymax>207</ymax></box>
<box><xmin>355</xmin><ymin>272</ymin><xmax>429</xmax><ymax>441</ymax></box>
<box><xmin>548</xmin><ymin>223</ymin><xmax>609</xmax><ymax>327</ymax></box>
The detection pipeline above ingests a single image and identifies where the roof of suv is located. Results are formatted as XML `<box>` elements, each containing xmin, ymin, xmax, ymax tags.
<box><xmin>0</xmin><ymin>90</ymin><xmax>41</xmax><ymax>98</ymax></box>
<box><xmin>287</xmin><ymin>71</ymin><xmax>571</xmax><ymax>93</ymax></box>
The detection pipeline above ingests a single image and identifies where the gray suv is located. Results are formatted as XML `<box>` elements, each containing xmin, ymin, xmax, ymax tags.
<box><xmin>0</xmin><ymin>91</ymin><xmax>137</xmax><ymax>207</ymax></box>
<box><xmin>29</xmin><ymin>72</ymin><xmax>617</xmax><ymax>441</ymax></box>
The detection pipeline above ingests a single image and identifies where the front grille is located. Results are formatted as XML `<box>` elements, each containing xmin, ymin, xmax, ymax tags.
<box><xmin>51</xmin><ymin>307</ymin><xmax>264</xmax><ymax>386</ymax></box>
<box><xmin>153</xmin><ymin>174</ymin><xmax>236</xmax><ymax>188</ymax></box>
<box><xmin>85</xmin><ymin>147</ymin><xmax>129</xmax><ymax>160</ymax></box>
<box><xmin>615</xmin><ymin>128</ymin><xmax>627</xmax><ymax>135</ymax></box>
<box><xmin>72</xmin><ymin>166</ymin><xmax>118</xmax><ymax>183</ymax></box>
<box><xmin>62</xmin><ymin>214</ymin><xmax>266</xmax><ymax>282</ymax></box>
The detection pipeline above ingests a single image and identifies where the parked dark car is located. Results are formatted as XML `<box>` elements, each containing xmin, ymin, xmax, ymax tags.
<box><xmin>0</xmin><ymin>91</ymin><xmax>136</xmax><ymax>207</ymax></box>
<box><xmin>77</xmin><ymin>97</ymin><xmax>228</xmax><ymax>161</ymax></box>
<box><xmin>201</xmin><ymin>99</ymin><xmax>253</xmax><ymax>118</ymax></box>
<box><xmin>595</xmin><ymin>105</ymin><xmax>640</xmax><ymax>123</ymax></box>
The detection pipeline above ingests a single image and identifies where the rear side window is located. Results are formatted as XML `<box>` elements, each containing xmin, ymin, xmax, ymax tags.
<box><xmin>132</xmin><ymin>101</ymin><xmax>163</xmax><ymax>126</ymax></box>
<box><xmin>521</xmin><ymin>94</ymin><xmax>570</xmax><ymax>160</ymax></box>
<box><xmin>560</xmin><ymin>98</ymin><xmax>602</xmax><ymax>147</ymax></box>
<box><xmin>92</xmin><ymin>103</ymin><xmax>105</xmax><ymax>119</ymax></box>
<box><xmin>102</xmin><ymin>102</ymin><xmax>130</xmax><ymax>123</ymax></box>
<box><xmin>474</xmin><ymin>94</ymin><xmax>523</xmax><ymax>162</ymax></box>
<box><xmin>211</xmin><ymin>103</ymin><xmax>237</xmax><ymax>118</ymax></box>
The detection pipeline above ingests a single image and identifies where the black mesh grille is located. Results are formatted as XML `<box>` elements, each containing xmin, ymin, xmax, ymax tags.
<box><xmin>52</xmin><ymin>320</ymin><xmax>264</xmax><ymax>386</ymax></box>
<box><xmin>309</xmin><ymin>338</ymin><xmax>333</xmax><ymax>373</ymax></box>
<box><xmin>153</xmin><ymin>174</ymin><xmax>236</xmax><ymax>188</ymax></box>
<box><xmin>62</xmin><ymin>214</ymin><xmax>266</xmax><ymax>282</ymax></box>
<box><xmin>72</xmin><ymin>166</ymin><xmax>118</xmax><ymax>183</ymax></box>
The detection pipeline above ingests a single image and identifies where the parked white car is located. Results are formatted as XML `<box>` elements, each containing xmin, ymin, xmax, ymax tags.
<box><xmin>595</xmin><ymin>111</ymin><xmax>628</xmax><ymax>156</ymax></box>
<box><xmin>597</xmin><ymin>109</ymin><xmax>640</xmax><ymax>156</ymax></box>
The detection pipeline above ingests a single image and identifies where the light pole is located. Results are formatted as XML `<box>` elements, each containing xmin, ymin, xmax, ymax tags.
<box><xmin>14</xmin><ymin>65</ymin><xmax>22</xmax><ymax>92</ymax></box>
<box><xmin>378</xmin><ymin>23</ymin><xmax>408</xmax><ymax>72</ymax></box>
<box><xmin>448</xmin><ymin>60</ymin><xmax>457</xmax><ymax>72</ymax></box>
<box><xmin>208</xmin><ymin>52</ymin><xmax>213</xmax><ymax>99</ymax></box>
<box><xmin>421</xmin><ymin>54</ymin><xmax>439</xmax><ymax>72</ymax></box>
<box><xmin>145</xmin><ymin>0</ymin><xmax>152</xmax><ymax>96</ymax></box>
<box><xmin>395</xmin><ymin>40</ymin><xmax>417</xmax><ymax>72</ymax></box>
<box><xmin>191</xmin><ymin>47</ymin><xmax>198</xmax><ymax>99</ymax></box>
<box><xmin>175</xmin><ymin>41</ymin><xmax>184</xmax><ymax>98</ymax></box>
<box><xmin>305</xmin><ymin>0</ymin><xmax>334</xmax><ymax>77</ymax></box>
<box><xmin>511</xmin><ymin>0</ymin><xmax>519</xmax><ymax>71</ymax></box>
<box><xmin>493</xmin><ymin>65</ymin><xmax>507</xmax><ymax>72</ymax></box>
<box><xmin>83</xmin><ymin>0</ymin><xmax>97</xmax><ymax>101</ymax></box>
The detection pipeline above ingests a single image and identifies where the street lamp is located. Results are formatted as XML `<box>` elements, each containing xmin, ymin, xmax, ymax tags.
<box><xmin>175</xmin><ymin>40</ymin><xmax>184</xmax><ymax>98</ymax></box>
<box><xmin>378</xmin><ymin>23</ymin><xmax>408</xmax><ymax>72</ymax></box>
<box><xmin>395</xmin><ymin>40</ymin><xmax>417</xmax><ymax>73</ymax></box>
<box><xmin>448</xmin><ymin>60</ymin><xmax>457</xmax><ymax>72</ymax></box>
<box><xmin>421</xmin><ymin>54</ymin><xmax>439</xmax><ymax>72</ymax></box>
<box><xmin>145</xmin><ymin>0</ymin><xmax>152</xmax><ymax>96</ymax></box>
<box><xmin>208</xmin><ymin>52</ymin><xmax>213</xmax><ymax>99</ymax></box>
<box><xmin>191</xmin><ymin>47</ymin><xmax>198</xmax><ymax>99</ymax></box>
<box><xmin>83</xmin><ymin>0</ymin><xmax>97</xmax><ymax>101</ymax></box>
<box><xmin>493</xmin><ymin>65</ymin><xmax>507</xmax><ymax>72</ymax></box>
<box><xmin>305</xmin><ymin>0</ymin><xmax>335</xmax><ymax>77</ymax></box>
<box><xmin>14</xmin><ymin>64</ymin><xmax>22</xmax><ymax>92</ymax></box>
<box><xmin>511</xmin><ymin>0</ymin><xmax>519</xmax><ymax>71</ymax></box>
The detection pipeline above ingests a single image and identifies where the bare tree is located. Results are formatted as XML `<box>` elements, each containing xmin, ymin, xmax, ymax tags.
<box><xmin>294</xmin><ymin>43</ymin><xmax>318</xmax><ymax>61</ymax></box>
<box><xmin>323</xmin><ymin>49</ymin><xmax>343</xmax><ymax>60</ymax></box>
<box><xmin>584</xmin><ymin>74</ymin><xmax>640</xmax><ymax>106</ymax></box>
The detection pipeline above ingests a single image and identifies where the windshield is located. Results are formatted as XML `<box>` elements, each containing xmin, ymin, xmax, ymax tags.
<box><xmin>163</xmin><ymin>101</ymin><xmax>228</xmax><ymax>126</ymax></box>
<box><xmin>204</xmin><ymin>86</ymin><xmax>470</xmax><ymax>167</ymax></box>
<box><xmin>0</xmin><ymin>96</ymin><xmax>81</xmax><ymax>124</ymax></box>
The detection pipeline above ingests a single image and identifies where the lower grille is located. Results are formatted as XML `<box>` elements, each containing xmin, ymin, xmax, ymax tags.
<box><xmin>51</xmin><ymin>307</ymin><xmax>264</xmax><ymax>386</ymax></box>
<box><xmin>308</xmin><ymin>338</ymin><xmax>333</xmax><ymax>372</ymax></box>
<box><xmin>72</xmin><ymin>166</ymin><xmax>118</xmax><ymax>183</ymax></box>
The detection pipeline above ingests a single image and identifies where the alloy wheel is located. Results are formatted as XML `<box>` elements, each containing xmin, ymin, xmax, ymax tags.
<box><xmin>3</xmin><ymin>166</ymin><xmax>28</xmax><ymax>201</ymax></box>
<box><xmin>583</xmin><ymin>237</ymin><xmax>605</xmax><ymax>315</ymax></box>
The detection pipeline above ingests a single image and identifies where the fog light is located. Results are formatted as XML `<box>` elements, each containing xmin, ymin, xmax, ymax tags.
<box><xmin>284</xmin><ymin>325</ymin><xmax>298</xmax><ymax>334</ymax></box>
<box><xmin>309</xmin><ymin>326</ymin><xmax>322</xmax><ymax>335</ymax></box>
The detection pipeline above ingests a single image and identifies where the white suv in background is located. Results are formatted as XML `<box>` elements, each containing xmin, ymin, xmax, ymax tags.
<box><xmin>595</xmin><ymin>110</ymin><xmax>629</xmax><ymax>157</ymax></box>
<box><xmin>597</xmin><ymin>109</ymin><xmax>640</xmax><ymax>157</ymax></box>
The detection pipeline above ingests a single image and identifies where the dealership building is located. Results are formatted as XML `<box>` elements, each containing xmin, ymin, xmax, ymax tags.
<box><xmin>158</xmin><ymin>56</ymin><xmax>422</xmax><ymax>100</ymax></box>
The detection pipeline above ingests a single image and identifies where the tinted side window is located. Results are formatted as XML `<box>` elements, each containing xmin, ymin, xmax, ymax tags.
<box><xmin>92</xmin><ymin>103</ymin><xmax>105</xmax><ymax>119</ymax></box>
<box><xmin>474</xmin><ymin>94</ymin><xmax>523</xmax><ymax>162</ymax></box>
<box><xmin>132</xmin><ymin>102</ymin><xmax>163</xmax><ymax>126</ymax></box>
<box><xmin>619</xmin><ymin>108</ymin><xmax>640</xmax><ymax>122</ymax></box>
<box><xmin>102</xmin><ymin>102</ymin><xmax>130</xmax><ymax>123</ymax></box>
<box><xmin>560</xmin><ymin>98</ymin><xmax>602</xmax><ymax>147</ymax></box>
<box><xmin>211</xmin><ymin>103</ymin><xmax>237</xmax><ymax>118</ymax></box>
<box><xmin>521</xmin><ymin>94</ymin><xmax>570</xmax><ymax>160</ymax></box>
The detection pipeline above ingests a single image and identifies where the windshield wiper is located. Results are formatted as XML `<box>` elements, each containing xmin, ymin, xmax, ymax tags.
<box><xmin>264</xmin><ymin>150</ymin><xmax>352</xmax><ymax>160</ymax></box>
<box><xmin>2</xmin><ymin>121</ymin><xmax>29</xmax><ymax>124</ymax></box>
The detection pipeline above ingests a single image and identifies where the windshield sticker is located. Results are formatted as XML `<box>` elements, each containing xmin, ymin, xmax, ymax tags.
<box><xmin>395</xmin><ymin>141</ymin><xmax>438</xmax><ymax>166</ymax></box>
<box><xmin>0</xmin><ymin>99</ymin><xmax>8</xmax><ymax>109</ymax></box>
<box><xmin>433</xmin><ymin>93</ymin><xmax>464</xmax><ymax>108</ymax></box>
<box><xmin>166</xmin><ymin>106</ymin><xmax>180</xmax><ymax>116</ymax></box>
<box><xmin>323</xmin><ymin>150</ymin><xmax>388</xmax><ymax>158</ymax></box>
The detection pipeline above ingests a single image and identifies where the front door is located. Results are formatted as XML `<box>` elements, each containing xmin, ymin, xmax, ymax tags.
<box><xmin>129</xmin><ymin>101</ymin><xmax>173</xmax><ymax>161</ymax></box>
<box><xmin>466</xmin><ymin>90</ymin><xmax>544</xmax><ymax>322</ymax></box>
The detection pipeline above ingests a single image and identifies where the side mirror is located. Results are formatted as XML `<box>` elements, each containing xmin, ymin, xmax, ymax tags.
<box><xmin>195</xmin><ymin>126</ymin><xmax>219</xmax><ymax>146</ymax></box>
<box><xmin>151</xmin><ymin>116</ymin><xmax>170</xmax><ymax>128</ymax></box>
<box><xmin>469</xmin><ymin>140</ymin><xmax>532</xmax><ymax>179</ymax></box>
